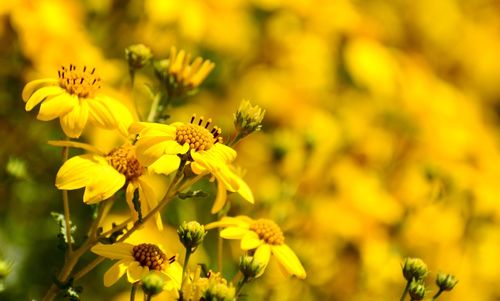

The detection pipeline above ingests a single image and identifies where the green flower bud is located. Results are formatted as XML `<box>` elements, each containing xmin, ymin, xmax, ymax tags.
<box><xmin>125</xmin><ymin>44</ymin><xmax>153</xmax><ymax>69</ymax></box>
<box><xmin>141</xmin><ymin>272</ymin><xmax>165</xmax><ymax>296</ymax></box>
<box><xmin>239</xmin><ymin>256</ymin><xmax>265</xmax><ymax>279</ymax></box>
<box><xmin>177</xmin><ymin>221</ymin><xmax>207</xmax><ymax>251</ymax></box>
<box><xmin>234</xmin><ymin>100</ymin><xmax>265</xmax><ymax>137</ymax></box>
<box><xmin>402</xmin><ymin>258</ymin><xmax>428</xmax><ymax>281</ymax></box>
<box><xmin>436</xmin><ymin>272</ymin><xmax>458</xmax><ymax>291</ymax></box>
<box><xmin>409</xmin><ymin>280</ymin><xmax>426</xmax><ymax>300</ymax></box>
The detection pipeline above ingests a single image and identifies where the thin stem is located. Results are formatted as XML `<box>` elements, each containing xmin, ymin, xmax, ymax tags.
<box><xmin>99</xmin><ymin>217</ymin><xmax>132</xmax><ymax>238</ymax></box>
<box><xmin>400</xmin><ymin>281</ymin><xmax>410</xmax><ymax>301</ymax></box>
<box><xmin>144</xmin><ymin>294</ymin><xmax>152</xmax><ymax>301</ymax></box>
<box><xmin>217</xmin><ymin>230</ymin><xmax>223</xmax><ymax>272</ymax></box>
<box><xmin>181</xmin><ymin>248</ymin><xmax>192</xmax><ymax>289</ymax></box>
<box><xmin>89</xmin><ymin>198</ymin><xmax>114</xmax><ymax>239</ymax></box>
<box><xmin>147</xmin><ymin>93</ymin><xmax>161</xmax><ymax>122</ymax></box>
<box><xmin>61</xmin><ymin>143</ymin><xmax>73</xmax><ymax>255</ymax></box>
<box><xmin>130</xmin><ymin>282</ymin><xmax>139</xmax><ymax>301</ymax></box>
<box><xmin>432</xmin><ymin>289</ymin><xmax>444</xmax><ymax>300</ymax></box>
<box><xmin>236</xmin><ymin>275</ymin><xmax>248</xmax><ymax>297</ymax></box>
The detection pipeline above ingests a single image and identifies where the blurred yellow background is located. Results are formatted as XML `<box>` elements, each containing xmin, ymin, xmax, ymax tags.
<box><xmin>1</xmin><ymin>0</ymin><xmax>500</xmax><ymax>300</ymax></box>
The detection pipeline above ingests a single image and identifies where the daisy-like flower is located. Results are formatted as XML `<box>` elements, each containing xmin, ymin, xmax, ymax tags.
<box><xmin>22</xmin><ymin>64</ymin><xmax>132</xmax><ymax>138</ymax></box>
<box><xmin>166</xmin><ymin>47</ymin><xmax>215</xmax><ymax>89</ymax></box>
<box><xmin>206</xmin><ymin>216</ymin><xmax>306</xmax><ymax>279</ymax></box>
<box><xmin>54</xmin><ymin>141</ymin><xmax>167</xmax><ymax>229</ymax></box>
<box><xmin>131</xmin><ymin>115</ymin><xmax>254</xmax><ymax>214</ymax></box>
<box><xmin>91</xmin><ymin>242</ymin><xmax>181</xmax><ymax>287</ymax></box>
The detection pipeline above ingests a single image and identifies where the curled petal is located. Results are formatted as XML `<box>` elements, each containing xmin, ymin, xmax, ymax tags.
<box><xmin>271</xmin><ymin>244</ymin><xmax>306</xmax><ymax>279</ymax></box>
<box><xmin>103</xmin><ymin>259</ymin><xmax>130</xmax><ymax>287</ymax></box>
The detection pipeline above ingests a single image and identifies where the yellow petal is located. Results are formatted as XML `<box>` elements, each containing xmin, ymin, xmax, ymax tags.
<box><xmin>87</xmin><ymin>97</ymin><xmax>116</xmax><ymax>129</ymax></box>
<box><xmin>91</xmin><ymin>242</ymin><xmax>134</xmax><ymax>259</ymax></box>
<box><xmin>220</xmin><ymin>226</ymin><xmax>250</xmax><ymax>239</ymax></box>
<box><xmin>127</xmin><ymin>261</ymin><xmax>149</xmax><ymax>283</ymax></box>
<box><xmin>235</xmin><ymin>176</ymin><xmax>254</xmax><ymax>204</ymax></box>
<box><xmin>25</xmin><ymin>86</ymin><xmax>64</xmax><ymax>111</ymax></box>
<box><xmin>254</xmin><ymin>244</ymin><xmax>271</xmax><ymax>277</ymax></box>
<box><xmin>37</xmin><ymin>93</ymin><xmax>77</xmax><ymax>121</ymax></box>
<box><xmin>211</xmin><ymin>179</ymin><xmax>227</xmax><ymax>214</ymax></box>
<box><xmin>271</xmin><ymin>244</ymin><xmax>306</xmax><ymax>279</ymax></box>
<box><xmin>93</xmin><ymin>95</ymin><xmax>133</xmax><ymax>136</ymax></box>
<box><xmin>103</xmin><ymin>259</ymin><xmax>129</xmax><ymax>287</ymax></box>
<box><xmin>56</xmin><ymin>155</ymin><xmax>100</xmax><ymax>190</ymax></box>
<box><xmin>48</xmin><ymin>140</ymin><xmax>105</xmax><ymax>155</ymax></box>
<box><xmin>164</xmin><ymin>261</ymin><xmax>183</xmax><ymax>289</ymax></box>
<box><xmin>83</xmin><ymin>164</ymin><xmax>125</xmax><ymax>204</ymax></box>
<box><xmin>22</xmin><ymin>79</ymin><xmax>59</xmax><ymax>102</ymax></box>
<box><xmin>241</xmin><ymin>231</ymin><xmax>263</xmax><ymax>250</ymax></box>
<box><xmin>205</xmin><ymin>216</ymin><xmax>251</xmax><ymax>229</ymax></box>
<box><xmin>60</xmin><ymin>99</ymin><xmax>89</xmax><ymax>138</ymax></box>
<box><xmin>137</xmin><ymin>174</ymin><xmax>168</xmax><ymax>230</ymax></box>
<box><xmin>149</xmin><ymin>155</ymin><xmax>181</xmax><ymax>175</ymax></box>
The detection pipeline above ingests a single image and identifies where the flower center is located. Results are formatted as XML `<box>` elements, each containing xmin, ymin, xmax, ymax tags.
<box><xmin>132</xmin><ymin>243</ymin><xmax>175</xmax><ymax>271</ymax></box>
<box><xmin>249</xmin><ymin>219</ymin><xmax>285</xmax><ymax>245</ymax></box>
<box><xmin>175</xmin><ymin>114</ymin><xmax>223</xmax><ymax>152</ymax></box>
<box><xmin>57</xmin><ymin>64</ymin><xmax>101</xmax><ymax>98</ymax></box>
<box><xmin>106</xmin><ymin>145</ymin><xmax>143</xmax><ymax>181</ymax></box>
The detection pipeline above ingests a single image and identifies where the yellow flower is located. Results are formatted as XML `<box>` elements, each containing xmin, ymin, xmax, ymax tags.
<box><xmin>166</xmin><ymin>47</ymin><xmax>215</xmax><ymax>89</ymax></box>
<box><xmin>22</xmin><ymin>64</ymin><xmax>132</xmax><ymax>138</ymax></box>
<box><xmin>131</xmin><ymin>115</ymin><xmax>254</xmax><ymax>214</ymax></box>
<box><xmin>54</xmin><ymin>141</ymin><xmax>167</xmax><ymax>229</ymax></box>
<box><xmin>91</xmin><ymin>242</ymin><xmax>181</xmax><ymax>287</ymax></box>
<box><xmin>181</xmin><ymin>266</ymin><xmax>235</xmax><ymax>301</ymax></box>
<box><xmin>206</xmin><ymin>216</ymin><xmax>306</xmax><ymax>279</ymax></box>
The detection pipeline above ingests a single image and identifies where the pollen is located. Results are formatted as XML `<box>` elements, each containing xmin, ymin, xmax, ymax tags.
<box><xmin>106</xmin><ymin>145</ymin><xmax>143</xmax><ymax>181</ymax></box>
<box><xmin>132</xmin><ymin>243</ymin><xmax>175</xmax><ymax>271</ymax></box>
<box><xmin>175</xmin><ymin>114</ymin><xmax>223</xmax><ymax>152</ymax></box>
<box><xmin>249</xmin><ymin>219</ymin><xmax>285</xmax><ymax>245</ymax></box>
<box><xmin>57</xmin><ymin>64</ymin><xmax>101</xmax><ymax>98</ymax></box>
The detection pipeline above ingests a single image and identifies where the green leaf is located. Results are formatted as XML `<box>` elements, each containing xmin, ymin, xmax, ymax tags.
<box><xmin>51</xmin><ymin>212</ymin><xmax>76</xmax><ymax>249</ymax></box>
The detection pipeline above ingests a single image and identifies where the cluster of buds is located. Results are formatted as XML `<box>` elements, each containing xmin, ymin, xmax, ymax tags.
<box><xmin>233</xmin><ymin>100</ymin><xmax>266</xmax><ymax>139</ymax></box>
<box><xmin>177</xmin><ymin>221</ymin><xmax>207</xmax><ymax>252</ymax></box>
<box><xmin>181</xmin><ymin>267</ymin><xmax>235</xmax><ymax>301</ymax></box>
<box><xmin>401</xmin><ymin>257</ymin><xmax>457</xmax><ymax>301</ymax></box>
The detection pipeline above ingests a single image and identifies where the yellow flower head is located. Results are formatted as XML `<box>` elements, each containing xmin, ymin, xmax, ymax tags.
<box><xmin>181</xmin><ymin>266</ymin><xmax>235</xmax><ymax>301</ymax></box>
<box><xmin>168</xmin><ymin>47</ymin><xmax>215</xmax><ymax>88</ymax></box>
<box><xmin>22</xmin><ymin>64</ymin><xmax>132</xmax><ymax>138</ymax></box>
<box><xmin>91</xmin><ymin>242</ymin><xmax>180</xmax><ymax>287</ymax></box>
<box><xmin>131</xmin><ymin>115</ymin><xmax>254</xmax><ymax>214</ymax></box>
<box><xmin>206</xmin><ymin>216</ymin><xmax>306</xmax><ymax>279</ymax></box>
<box><xmin>54</xmin><ymin>141</ymin><xmax>168</xmax><ymax>230</ymax></box>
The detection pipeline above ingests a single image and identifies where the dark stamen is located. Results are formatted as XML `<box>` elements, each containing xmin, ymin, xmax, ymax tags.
<box><xmin>83</xmin><ymin>66</ymin><xmax>86</xmax><ymax>72</ymax></box>
<box><xmin>92</xmin><ymin>79</ymin><xmax>97</xmax><ymax>85</ymax></box>
<box><xmin>58</xmin><ymin>70</ymin><xmax>61</xmax><ymax>78</ymax></box>
<box><xmin>80</xmin><ymin>78</ymin><xmax>84</xmax><ymax>84</ymax></box>
<box><xmin>91</xmin><ymin>67</ymin><xmax>95</xmax><ymax>75</ymax></box>
<box><xmin>198</xmin><ymin>117</ymin><xmax>204</xmax><ymax>126</ymax></box>
<box><xmin>190</xmin><ymin>114</ymin><xmax>196</xmax><ymax>123</ymax></box>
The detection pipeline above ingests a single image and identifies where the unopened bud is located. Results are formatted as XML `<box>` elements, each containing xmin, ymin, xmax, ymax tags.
<box><xmin>436</xmin><ymin>272</ymin><xmax>458</xmax><ymax>291</ymax></box>
<box><xmin>234</xmin><ymin>100</ymin><xmax>265</xmax><ymax>137</ymax></box>
<box><xmin>125</xmin><ymin>44</ymin><xmax>153</xmax><ymax>69</ymax></box>
<box><xmin>402</xmin><ymin>258</ymin><xmax>428</xmax><ymax>281</ymax></box>
<box><xmin>177</xmin><ymin>221</ymin><xmax>207</xmax><ymax>252</ymax></box>
<box><xmin>141</xmin><ymin>272</ymin><xmax>165</xmax><ymax>296</ymax></box>
<box><xmin>409</xmin><ymin>280</ymin><xmax>426</xmax><ymax>300</ymax></box>
<box><xmin>203</xmin><ymin>277</ymin><xmax>235</xmax><ymax>301</ymax></box>
<box><xmin>239</xmin><ymin>256</ymin><xmax>265</xmax><ymax>279</ymax></box>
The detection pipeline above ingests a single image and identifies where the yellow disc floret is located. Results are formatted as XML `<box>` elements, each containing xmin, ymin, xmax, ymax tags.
<box><xmin>106</xmin><ymin>145</ymin><xmax>143</xmax><ymax>181</ymax></box>
<box><xmin>175</xmin><ymin>115</ymin><xmax>223</xmax><ymax>152</ymax></box>
<box><xmin>58</xmin><ymin>64</ymin><xmax>101</xmax><ymax>98</ymax></box>
<box><xmin>132</xmin><ymin>243</ymin><xmax>173</xmax><ymax>271</ymax></box>
<box><xmin>250</xmin><ymin>219</ymin><xmax>285</xmax><ymax>245</ymax></box>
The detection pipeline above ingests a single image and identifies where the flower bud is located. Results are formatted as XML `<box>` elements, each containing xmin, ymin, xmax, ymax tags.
<box><xmin>234</xmin><ymin>100</ymin><xmax>265</xmax><ymax>137</ymax></box>
<box><xmin>141</xmin><ymin>272</ymin><xmax>165</xmax><ymax>296</ymax></box>
<box><xmin>203</xmin><ymin>276</ymin><xmax>235</xmax><ymax>301</ymax></box>
<box><xmin>239</xmin><ymin>256</ymin><xmax>265</xmax><ymax>279</ymax></box>
<box><xmin>402</xmin><ymin>258</ymin><xmax>428</xmax><ymax>281</ymax></box>
<box><xmin>436</xmin><ymin>272</ymin><xmax>458</xmax><ymax>291</ymax></box>
<box><xmin>125</xmin><ymin>44</ymin><xmax>153</xmax><ymax>69</ymax></box>
<box><xmin>409</xmin><ymin>280</ymin><xmax>426</xmax><ymax>300</ymax></box>
<box><xmin>177</xmin><ymin>221</ymin><xmax>207</xmax><ymax>251</ymax></box>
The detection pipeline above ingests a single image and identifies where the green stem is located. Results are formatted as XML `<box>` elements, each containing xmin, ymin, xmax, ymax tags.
<box><xmin>400</xmin><ymin>281</ymin><xmax>410</xmax><ymax>301</ymax></box>
<box><xmin>181</xmin><ymin>248</ymin><xmax>192</xmax><ymax>289</ymax></box>
<box><xmin>130</xmin><ymin>282</ymin><xmax>139</xmax><ymax>301</ymax></box>
<box><xmin>217</xmin><ymin>230</ymin><xmax>223</xmax><ymax>272</ymax></box>
<box><xmin>236</xmin><ymin>275</ymin><xmax>248</xmax><ymax>297</ymax></box>
<box><xmin>432</xmin><ymin>289</ymin><xmax>444</xmax><ymax>300</ymax></box>
<box><xmin>61</xmin><ymin>143</ymin><xmax>73</xmax><ymax>256</ymax></box>
<box><xmin>147</xmin><ymin>93</ymin><xmax>161</xmax><ymax>122</ymax></box>
<box><xmin>144</xmin><ymin>294</ymin><xmax>152</xmax><ymax>301</ymax></box>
